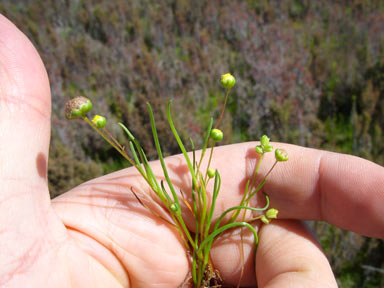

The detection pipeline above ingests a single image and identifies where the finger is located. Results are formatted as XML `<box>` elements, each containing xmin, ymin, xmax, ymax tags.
<box><xmin>256</xmin><ymin>220</ymin><xmax>337</xmax><ymax>287</ymax></box>
<box><xmin>237</xmin><ymin>142</ymin><xmax>384</xmax><ymax>238</ymax></box>
<box><xmin>71</xmin><ymin>142</ymin><xmax>384</xmax><ymax>239</ymax></box>
<box><xmin>147</xmin><ymin>142</ymin><xmax>384</xmax><ymax>238</ymax></box>
<box><xmin>209</xmin><ymin>220</ymin><xmax>337</xmax><ymax>287</ymax></box>
<box><xmin>208</xmin><ymin>219</ymin><xmax>337</xmax><ymax>287</ymax></box>
<box><xmin>118</xmin><ymin>142</ymin><xmax>384</xmax><ymax>238</ymax></box>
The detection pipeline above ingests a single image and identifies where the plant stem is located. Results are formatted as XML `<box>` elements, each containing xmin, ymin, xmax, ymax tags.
<box><xmin>204</xmin><ymin>142</ymin><xmax>215</xmax><ymax>184</ymax></box>
<box><xmin>230</xmin><ymin>153</ymin><xmax>265</xmax><ymax>222</ymax></box>
<box><xmin>197</xmin><ymin>118</ymin><xmax>213</xmax><ymax>172</ymax></box>
<box><xmin>103</xmin><ymin>127</ymin><xmax>125</xmax><ymax>151</ymax></box>
<box><xmin>246</xmin><ymin>161</ymin><xmax>277</xmax><ymax>202</ymax></box>
<box><xmin>250</xmin><ymin>153</ymin><xmax>264</xmax><ymax>192</ymax></box>
<box><xmin>214</xmin><ymin>88</ymin><xmax>230</xmax><ymax>129</ymax></box>
<box><xmin>83</xmin><ymin>117</ymin><xmax>136</xmax><ymax>168</ymax></box>
<box><xmin>198</xmin><ymin>175</ymin><xmax>208</xmax><ymax>241</ymax></box>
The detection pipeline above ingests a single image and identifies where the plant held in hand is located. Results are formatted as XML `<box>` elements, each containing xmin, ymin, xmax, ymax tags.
<box><xmin>66</xmin><ymin>73</ymin><xmax>288</xmax><ymax>287</ymax></box>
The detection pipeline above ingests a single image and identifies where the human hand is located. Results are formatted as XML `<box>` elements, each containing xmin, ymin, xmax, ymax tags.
<box><xmin>1</xmin><ymin>14</ymin><xmax>383</xmax><ymax>287</ymax></box>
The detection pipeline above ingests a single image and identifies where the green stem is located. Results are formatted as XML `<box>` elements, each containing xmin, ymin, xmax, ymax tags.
<box><xmin>229</xmin><ymin>180</ymin><xmax>250</xmax><ymax>223</ymax></box>
<box><xmin>246</xmin><ymin>161</ymin><xmax>277</xmax><ymax>203</ymax></box>
<box><xmin>199</xmin><ymin>171</ymin><xmax>221</xmax><ymax>284</ymax></box>
<box><xmin>197</xmin><ymin>118</ymin><xmax>213</xmax><ymax>172</ymax></box>
<box><xmin>230</xmin><ymin>153</ymin><xmax>264</xmax><ymax>222</ymax></box>
<box><xmin>250</xmin><ymin>153</ymin><xmax>264</xmax><ymax>192</ymax></box>
<box><xmin>215</xmin><ymin>88</ymin><xmax>230</xmax><ymax>129</ymax></box>
<box><xmin>176</xmin><ymin>214</ymin><xmax>195</xmax><ymax>249</ymax></box>
<box><xmin>204</xmin><ymin>142</ymin><xmax>215</xmax><ymax>184</ymax></box>
<box><xmin>103</xmin><ymin>127</ymin><xmax>125</xmax><ymax>151</ymax></box>
<box><xmin>198</xmin><ymin>174</ymin><xmax>208</xmax><ymax>240</ymax></box>
<box><xmin>204</xmin><ymin>170</ymin><xmax>221</xmax><ymax>238</ymax></box>
<box><xmin>192</xmin><ymin>253</ymin><xmax>197</xmax><ymax>284</ymax></box>
<box><xmin>84</xmin><ymin>117</ymin><xmax>136</xmax><ymax>168</ymax></box>
<box><xmin>128</xmin><ymin>142</ymin><xmax>145</xmax><ymax>176</ymax></box>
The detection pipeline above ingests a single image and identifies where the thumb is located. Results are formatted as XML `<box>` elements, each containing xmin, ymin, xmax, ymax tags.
<box><xmin>0</xmin><ymin>14</ymin><xmax>51</xmax><ymax>191</ymax></box>
<box><xmin>0</xmin><ymin>14</ymin><xmax>52</xmax><ymax>234</ymax></box>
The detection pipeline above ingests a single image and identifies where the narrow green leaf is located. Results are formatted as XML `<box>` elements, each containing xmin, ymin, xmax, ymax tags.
<box><xmin>147</xmin><ymin>102</ymin><xmax>179</xmax><ymax>206</ymax></box>
<box><xmin>167</xmin><ymin>100</ymin><xmax>197</xmax><ymax>187</ymax></box>
<box><xmin>128</xmin><ymin>141</ymin><xmax>145</xmax><ymax>176</ymax></box>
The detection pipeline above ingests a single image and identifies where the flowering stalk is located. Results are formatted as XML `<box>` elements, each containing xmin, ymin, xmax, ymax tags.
<box><xmin>65</xmin><ymin>73</ymin><xmax>288</xmax><ymax>287</ymax></box>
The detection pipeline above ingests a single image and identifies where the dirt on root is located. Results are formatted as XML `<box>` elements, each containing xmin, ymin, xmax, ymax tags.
<box><xmin>179</xmin><ymin>268</ymin><xmax>223</xmax><ymax>288</ymax></box>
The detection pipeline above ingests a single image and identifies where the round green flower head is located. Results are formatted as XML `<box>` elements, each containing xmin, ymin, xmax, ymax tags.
<box><xmin>207</xmin><ymin>168</ymin><xmax>216</xmax><ymax>179</ymax></box>
<box><xmin>221</xmin><ymin>73</ymin><xmax>236</xmax><ymax>89</ymax></box>
<box><xmin>275</xmin><ymin>148</ymin><xmax>289</xmax><ymax>162</ymax></box>
<box><xmin>65</xmin><ymin>96</ymin><xmax>93</xmax><ymax>120</ymax></box>
<box><xmin>92</xmin><ymin>115</ymin><xmax>107</xmax><ymax>128</ymax></box>
<box><xmin>210</xmin><ymin>128</ymin><xmax>223</xmax><ymax>142</ymax></box>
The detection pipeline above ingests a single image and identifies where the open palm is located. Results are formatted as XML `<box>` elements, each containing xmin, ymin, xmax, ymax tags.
<box><xmin>1</xmin><ymin>15</ymin><xmax>383</xmax><ymax>288</ymax></box>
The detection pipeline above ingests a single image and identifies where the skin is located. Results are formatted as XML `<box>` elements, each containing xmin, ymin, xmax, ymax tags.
<box><xmin>0</xmin><ymin>14</ymin><xmax>383</xmax><ymax>287</ymax></box>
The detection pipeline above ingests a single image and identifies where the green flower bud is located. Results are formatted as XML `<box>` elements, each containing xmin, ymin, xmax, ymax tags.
<box><xmin>260</xmin><ymin>215</ymin><xmax>270</xmax><ymax>224</ymax></box>
<box><xmin>258</xmin><ymin>135</ymin><xmax>273</xmax><ymax>152</ymax></box>
<box><xmin>92</xmin><ymin>115</ymin><xmax>107</xmax><ymax>128</ymax></box>
<box><xmin>221</xmin><ymin>73</ymin><xmax>236</xmax><ymax>89</ymax></box>
<box><xmin>210</xmin><ymin>129</ymin><xmax>223</xmax><ymax>142</ymax></box>
<box><xmin>275</xmin><ymin>148</ymin><xmax>289</xmax><ymax>162</ymax></box>
<box><xmin>260</xmin><ymin>135</ymin><xmax>270</xmax><ymax>147</ymax></box>
<box><xmin>263</xmin><ymin>145</ymin><xmax>273</xmax><ymax>153</ymax></box>
<box><xmin>255</xmin><ymin>145</ymin><xmax>264</xmax><ymax>154</ymax></box>
<box><xmin>207</xmin><ymin>168</ymin><xmax>215</xmax><ymax>179</ymax></box>
<box><xmin>170</xmin><ymin>203</ymin><xmax>181</xmax><ymax>216</ymax></box>
<box><xmin>65</xmin><ymin>96</ymin><xmax>93</xmax><ymax>119</ymax></box>
<box><xmin>266</xmin><ymin>208</ymin><xmax>279</xmax><ymax>219</ymax></box>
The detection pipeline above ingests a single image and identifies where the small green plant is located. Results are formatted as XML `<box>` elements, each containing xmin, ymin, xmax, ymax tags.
<box><xmin>65</xmin><ymin>73</ymin><xmax>288</xmax><ymax>287</ymax></box>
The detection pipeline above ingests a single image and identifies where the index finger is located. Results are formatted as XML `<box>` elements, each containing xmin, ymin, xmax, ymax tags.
<box><xmin>84</xmin><ymin>141</ymin><xmax>384</xmax><ymax>238</ymax></box>
<box><xmin>215</xmin><ymin>142</ymin><xmax>384</xmax><ymax>238</ymax></box>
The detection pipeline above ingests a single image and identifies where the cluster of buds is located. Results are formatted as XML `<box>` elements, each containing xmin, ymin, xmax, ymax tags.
<box><xmin>255</xmin><ymin>135</ymin><xmax>273</xmax><ymax>154</ymax></box>
<box><xmin>255</xmin><ymin>135</ymin><xmax>289</xmax><ymax>162</ymax></box>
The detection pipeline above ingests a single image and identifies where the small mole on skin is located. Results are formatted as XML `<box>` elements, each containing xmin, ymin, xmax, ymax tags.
<box><xmin>36</xmin><ymin>152</ymin><xmax>47</xmax><ymax>180</ymax></box>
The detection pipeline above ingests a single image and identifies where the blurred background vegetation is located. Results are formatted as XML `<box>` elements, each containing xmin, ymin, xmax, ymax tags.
<box><xmin>1</xmin><ymin>0</ymin><xmax>384</xmax><ymax>286</ymax></box>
